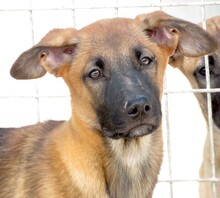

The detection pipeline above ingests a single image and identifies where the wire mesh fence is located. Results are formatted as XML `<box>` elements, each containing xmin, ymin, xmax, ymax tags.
<box><xmin>0</xmin><ymin>0</ymin><xmax>220</xmax><ymax>197</ymax></box>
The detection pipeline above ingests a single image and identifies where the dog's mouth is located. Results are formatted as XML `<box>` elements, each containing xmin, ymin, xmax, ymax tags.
<box><xmin>102</xmin><ymin>123</ymin><xmax>158</xmax><ymax>139</ymax></box>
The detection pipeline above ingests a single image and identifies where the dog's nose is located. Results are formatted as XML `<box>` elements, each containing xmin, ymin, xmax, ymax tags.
<box><xmin>126</xmin><ymin>96</ymin><xmax>150</xmax><ymax>120</ymax></box>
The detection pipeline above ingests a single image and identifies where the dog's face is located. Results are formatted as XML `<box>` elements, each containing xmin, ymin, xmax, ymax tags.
<box><xmin>169</xmin><ymin>16</ymin><xmax>220</xmax><ymax>129</ymax></box>
<box><xmin>194</xmin><ymin>53</ymin><xmax>220</xmax><ymax>128</ymax></box>
<box><xmin>10</xmin><ymin>11</ymin><xmax>217</xmax><ymax>139</ymax></box>
<box><xmin>77</xmin><ymin>19</ymin><xmax>163</xmax><ymax>139</ymax></box>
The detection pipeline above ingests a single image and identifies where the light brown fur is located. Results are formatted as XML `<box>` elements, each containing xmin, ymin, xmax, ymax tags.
<box><xmin>169</xmin><ymin>16</ymin><xmax>220</xmax><ymax>198</ymax></box>
<box><xmin>0</xmin><ymin>11</ymin><xmax>217</xmax><ymax>198</ymax></box>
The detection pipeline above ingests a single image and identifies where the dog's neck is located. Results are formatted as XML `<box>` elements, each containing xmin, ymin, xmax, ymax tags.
<box><xmin>105</xmin><ymin>129</ymin><xmax>163</xmax><ymax>198</ymax></box>
<box><xmin>69</xmin><ymin>117</ymin><xmax>163</xmax><ymax>197</ymax></box>
<box><xmin>200</xmin><ymin>122</ymin><xmax>220</xmax><ymax>198</ymax></box>
<box><xmin>204</xmin><ymin>122</ymin><xmax>220</xmax><ymax>158</ymax></box>
<box><xmin>213</xmin><ymin>123</ymin><xmax>220</xmax><ymax>134</ymax></box>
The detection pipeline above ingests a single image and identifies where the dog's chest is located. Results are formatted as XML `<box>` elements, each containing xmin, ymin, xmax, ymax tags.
<box><xmin>105</xmin><ymin>137</ymin><xmax>153</xmax><ymax>198</ymax></box>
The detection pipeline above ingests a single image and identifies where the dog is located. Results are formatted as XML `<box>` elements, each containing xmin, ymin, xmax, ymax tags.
<box><xmin>169</xmin><ymin>16</ymin><xmax>220</xmax><ymax>198</ymax></box>
<box><xmin>0</xmin><ymin>11</ymin><xmax>217</xmax><ymax>198</ymax></box>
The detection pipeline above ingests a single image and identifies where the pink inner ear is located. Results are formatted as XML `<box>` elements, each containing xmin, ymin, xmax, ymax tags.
<box><xmin>146</xmin><ymin>26</ymin><xmax>176</xmax><ymax>48</ymax></box>
<box><xmin>64</xmin><ymin>48</ymin><xmax>74</xmax><ymax>55</ymax></box>
<box><xmin>40</xmin><ymin>46</ymin><xmax>76</xmax><ymax>75</ymax></box>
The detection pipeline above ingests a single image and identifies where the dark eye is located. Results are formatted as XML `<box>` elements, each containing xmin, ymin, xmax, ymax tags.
<box><xmin>141</xmin><ymin>57</ymin><xmax>152</xmax><ymax>66</ymax></box>
<box><xmin>89</xmin><ymin>69</ymin><xmax>103</xmax><ymax>80</ymax></box>
<box><xmin>95</xmin><ymin>59</ymin><xmax>104</xmax><ymax>69</ymax></box>
<box><xmin>199</xmin><ymin>67</ymin><xmax>206</xmax><ymax>76</ymax></box>
<box><xmin>198</xmin><ymin>66</ymin><xmax>214</xmax><ymax>76</ymax></box>
<box><xmin>208</xmin><ymin>55</ymin><xmax>215</xmax><ymax>66</ymax></box>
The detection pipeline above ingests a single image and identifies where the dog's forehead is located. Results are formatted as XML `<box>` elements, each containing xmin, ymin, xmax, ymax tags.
<box><xmin>78</xmin><ymin>18</ymin><xmax>150</xmax><ymax>53</ymax></box>
<box><xmin>199</xmin><ymin>16</ymin><xmax>220</xmax><ymax>59</ymax></box>
<box><xmin>80</xmin><ymin>18</ymin><xmax>139</xmax><ymax>36</ymax></box>
<box><xmin>182</xmin><ymin>16</ymin><xmax>220</xmax><ymax>74</ymax></box>
<box><xmin>207</xmin><ymin>17</ymin><xmax>220</xmax><ymax>61</ymax></box>
<box><xmin>206</xmin><ymin>16</ymin><xmax>220</xmax><ymax>39</ymax></box>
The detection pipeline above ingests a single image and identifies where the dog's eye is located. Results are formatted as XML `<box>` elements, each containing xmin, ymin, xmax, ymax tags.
<box><xmin>89</xmin><ymin>69</ymin><xmax>103</xmax><ymax>80</ymax></box>
<box><xmin>198</xmin><ymin>66</ymin><xmax>214</xmax><ymax>76</ymax></box>
<box><xmin>141</xmin><ymin>57</ymin><xmax>152</xmax><ymax>66</ymax></box>
<box><xmin>95</xmin><ymin>59</ymin><xmax>104</xmax><ymax>69</ymax></box>
<box><xmin>199</xmin><ymin>67</ymin><xmax>206</xmax><ymax>76</ymax></box>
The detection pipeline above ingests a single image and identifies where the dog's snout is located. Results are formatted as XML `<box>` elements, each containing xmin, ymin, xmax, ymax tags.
<box><xmin>126</xmin><ymin>96</ymin><xmax>150</xmax><ymax>119</ymax></box>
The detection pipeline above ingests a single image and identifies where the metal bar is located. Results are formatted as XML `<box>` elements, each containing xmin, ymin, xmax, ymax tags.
<box><xmin>164</xmin><ymin>88</ymin><xmax>220</xmax><ymax>94</ymax></box>
<box><xmin>72</xmin><ymin>0</ymin><xmax>76</xmax><ymax>27</ymax></box>
<box><xmin>159</xmin><ymin>178</ymin><xmax>220</xmax><ymax>183</ymax></box>
<box><xmin>28</xmin><ymin>0</ymin><xmax>40</xmax><ymax>123</ymax></box>
<box><xmin>1</xmin><ymin>88</ymin><xmax>219</xmax><ymax>98</ymax></box>
<box><xmin>114</xmin><ymin>0</ymin><xmax>119</xmax><ymax>17</ymax></box>
<box><xmin>201</xmin><ymin>2</ymin><xmax>217</xmax><ymax>198</ymax></box>
<box><xmin>163</xmin><ymin>72</ymin><xmax>174</xmax><ymax>197</ymax></box>
<box><xmin>0</xmin><ymin>96</ymin><xmax>70</xmax><ymax>99</ymax></box>
<box><xmin>0</xmin><ymin>1</ymin><xmax>220</xmax><ymax>12</ymax></box>
<box><xmin>1</xmin><ymin>1</ymin><xmax>220</xmax><ymax>197</ymax></box>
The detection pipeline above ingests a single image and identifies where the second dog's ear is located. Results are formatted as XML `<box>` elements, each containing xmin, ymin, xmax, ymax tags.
<box><xmin>136</xmin><ymin>11</ymin><xmax>218</xmax><ymax>58</ymax></box>
<box><xmin>170</xmin><ymin>15</ymin><xmax>220</xmax><ymax>67</ymax></box>
<box><xmin>10</xmin><ymin>28</ymin><xmax>78</xmax><ymax>79</ymax></box>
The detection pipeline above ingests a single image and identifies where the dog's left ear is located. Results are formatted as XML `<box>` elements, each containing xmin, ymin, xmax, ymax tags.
<box><xmin>136</xmin><ymin>11</ymin><xmax>218</xmax><ymax>60</ymax></box>
<box><xmin>10</xmin><ymin>28</ymin><xmax>78</xmax><ymax>79</ymax></box>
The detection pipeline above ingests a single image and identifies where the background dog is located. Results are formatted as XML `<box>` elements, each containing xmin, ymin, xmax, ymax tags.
<box><xmin>0</xmin><ymin>11</ymin><xmax>217</xmax><ymax>198</ymax></box>
<box><xmin>169</xmin><ymin>16</ymin><xmax>220</xmax><ymax>198</ymax></box>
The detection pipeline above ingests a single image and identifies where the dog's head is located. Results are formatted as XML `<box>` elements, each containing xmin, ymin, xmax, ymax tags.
<box><xmin>169</xmin><ymin>16</ymin><xmax>220</xmax><ymax>129</ymax></box>
<box><xmin>10</xmin><ymin>11</ymin><xmax>217</xmax><ymax>139</ymax></box>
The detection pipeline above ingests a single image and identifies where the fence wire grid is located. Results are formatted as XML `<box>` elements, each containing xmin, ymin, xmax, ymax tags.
<box><xmin>0</xmin><ymin>0</ymin><xmax>220</xmax><ymax>197</ymax></box>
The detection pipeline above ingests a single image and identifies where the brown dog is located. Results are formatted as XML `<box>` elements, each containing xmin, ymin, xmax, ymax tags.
<box><xmin>0</xmin><ymin>11</ymin><xmax>217</xmax><ymax>198</ymax></box>
<box><xmin>169</xmin><ymin>16</ymin><xmax>220</xmax><ymax>198</ymax></box>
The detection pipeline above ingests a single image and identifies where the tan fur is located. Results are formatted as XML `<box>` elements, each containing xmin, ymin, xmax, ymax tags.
<box><xmin>169</xmin><ymin>16</ymin><xmax>220</xmax><ymax>198</ymax></box>
<box><xmin>0</xmin><ymin>11</ymin><xmax>217</xmax><ymax>198</ymax></box>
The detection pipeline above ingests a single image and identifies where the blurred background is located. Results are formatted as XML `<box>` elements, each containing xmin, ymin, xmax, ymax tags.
<box><xmin>0</xmin><ymin>0</ymin><xmax>220</xmax><ymax>197</ymax></box>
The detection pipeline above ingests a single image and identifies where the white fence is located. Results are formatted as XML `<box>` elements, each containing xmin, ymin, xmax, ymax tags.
<box><xmin>0</xmin><ymin>0</ymin><xmax>220</xmax><ymax>197</ymax></box>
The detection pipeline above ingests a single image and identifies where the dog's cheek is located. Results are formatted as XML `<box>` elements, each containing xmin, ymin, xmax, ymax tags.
<box><xmin>91</xmin><ymin>81</ymin><xmax>124</xmax><ymax>132</ymax></box>
<box><xmin>85</xmin><ymin>80</ymin><xmax>112</xmax><ymax>128</ymax></box>
<box><xmin>193</xmin><ymin>65</ymin><xmax>207</xmax><ymax>90</ymax></box>
<box><xmin>95</xmin><ymin>104</ymin><xmax>113</xmax><ymax>132</ymax></box>
<box><xmin>212</xmin><ymin>93</ymin><xmax>220</xmax><ymax>129</ymax></box>
<box><xmin>211</xmin><ymin>77</ymin><xmax>220</xmax><ymax>129</ymax></box>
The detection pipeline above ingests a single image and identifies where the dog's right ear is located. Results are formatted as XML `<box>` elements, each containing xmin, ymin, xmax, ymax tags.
<box><xmin>136</xmin><ymin>11</ymin><xmax>218</xmax><ymax>60</ymax></box>
<box><xmin>10</xmin><ymin>28</ymin><xmax>78</xmax><ymax>79</ymax></box>
<box><xmin>169</xmin><ymin>15</ymin><xmax>220</xmax><ymax>68</ymax></box>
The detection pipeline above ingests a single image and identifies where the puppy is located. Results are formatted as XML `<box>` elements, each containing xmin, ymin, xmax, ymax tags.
<box><xmin>0</xmin><ymin>11</ymin><xmax>217</xmax><ymax>198</ymax></box>
<box><xmin>169</xmin><ymin>16</ymin><xmax>220</xmax><ymax>198</ymax></box>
